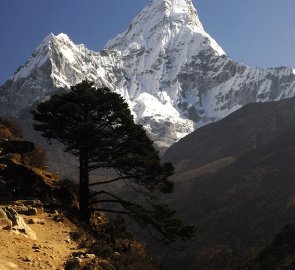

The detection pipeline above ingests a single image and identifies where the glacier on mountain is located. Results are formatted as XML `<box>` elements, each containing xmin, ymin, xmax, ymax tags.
<box><xmin>0</xmin><ymin>0</ymin><xmax>295</xmax><ymax>149</ymax></box>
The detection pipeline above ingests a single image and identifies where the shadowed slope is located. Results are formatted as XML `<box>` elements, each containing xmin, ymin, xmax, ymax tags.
<box><xmin>163</xmin><ymin>97</ymin><xmax>295</xmax><ymax>173</ymax></box>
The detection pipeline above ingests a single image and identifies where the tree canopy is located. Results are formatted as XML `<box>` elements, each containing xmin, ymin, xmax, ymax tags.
<box><xmin>32</xmin><ymin>80</ymin><xmax>194</xmax><ymax>243</ymax></box>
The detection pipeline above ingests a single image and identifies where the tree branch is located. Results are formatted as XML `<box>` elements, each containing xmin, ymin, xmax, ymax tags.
<box><xmin>89</xmin><ymin>190</ymin><xmax>126</xmax><ymax>201</ymax></box>
<box><xmin>89</xmin><ymin>174</ymin><xmax>145</xmax><ymax>187</ymax></box>
<box><xmin>88</xmin><ymin>199</ymin><xmax>124</xmax><ymax>205</ymax></box>
<box><xmin>90</xmin><ymin>208</ymin><xmax>130</xmax><ymax>215</ymax></box>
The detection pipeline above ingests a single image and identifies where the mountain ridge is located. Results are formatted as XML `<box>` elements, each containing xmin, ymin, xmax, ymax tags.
<box><xmin>0</xmin><ymin>0</ymin><xmax>295</xmax><ymax>149</ymax></box>
<box><xmin>158</xmin><ymin>97</ymin><xmax>295</xmax><ymax>269</ymax></box>
<box><xmin>163</xmin><ymin>96</ymin><xmax>295</xmax><ymax>172</ymax></box>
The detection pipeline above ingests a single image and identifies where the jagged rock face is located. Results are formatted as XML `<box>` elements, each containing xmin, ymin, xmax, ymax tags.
<box><xmin>0</xmin><ymin>0</ymin><xmax>295</xmax><ymax>148</ymax></box>
<box><xmin>0</xmin><ymin>34</ymin><xmax>117</xmax><ymax>117</ymax></box>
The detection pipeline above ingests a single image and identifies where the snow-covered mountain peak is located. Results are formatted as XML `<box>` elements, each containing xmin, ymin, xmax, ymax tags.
<box><xmin>40</xmin><ymin>33</ymin><xmax>55</xmax><ymax>46</ymax></box>
<box><xmin>150</xmin><ymin>0</ymin><xmax>203</xmax><ymax>29</ymax></box>
<box><xmin>55</xmin><ymin>33</ymin><xmax>70</xmax><ymax>40</ymax></box>
<box><xmin>105</xmin><ymin>0</ymin><xmax>224</xmax><ymax>57</ymax></box>
<box><xmin>11</xmin><ymin>33</ymin><xmax>78</xmax><ymax>83</ymax></box>
<box><xmin>1</xmin><ymin>0</ymin><xmax>295</xmax><ymax>151</ymax></box>
<box><xmin>34</xmin><ymin>33</ymin><xmax>72</xmax><ymax>51</ymax></box>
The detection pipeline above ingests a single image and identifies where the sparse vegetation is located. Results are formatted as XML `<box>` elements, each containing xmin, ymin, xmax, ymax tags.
<box><xmin>64</xmin><ymin>212</ymin><xmax>161</xmax><ymax>270</ymax></box>
<box><xmin>0</xmin><ymin>118</ymin><xmax>23</xmax><ymax>139</ymax></box>
<box><xmin>23</xmin><ymin>143</ymin><xmax>47</xmax><ymax>168</ymax></box>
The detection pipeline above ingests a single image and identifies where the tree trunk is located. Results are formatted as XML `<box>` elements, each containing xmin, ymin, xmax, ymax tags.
<box><xmin>79</xmin><ymin>147</ymin><xmax>90</xmax><ymax>220</ymax></box>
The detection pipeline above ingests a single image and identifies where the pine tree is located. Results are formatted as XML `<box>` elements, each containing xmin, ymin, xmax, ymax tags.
<box><xmin>32</xmin><ymin>80</ymin><xmax>194</xmax><ymax>243</ymax></box>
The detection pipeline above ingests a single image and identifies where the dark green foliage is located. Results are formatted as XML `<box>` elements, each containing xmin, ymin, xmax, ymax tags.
<box><xmin>32</xmin><ymin>80</ymin><xmax>194</xmax><ymax>243</ymax></box>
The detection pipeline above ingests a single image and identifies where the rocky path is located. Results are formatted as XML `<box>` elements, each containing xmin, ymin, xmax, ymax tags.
<box><xmin>0</xmin><ymin>207</ymin><xmax>82</xmax><ymax>270</ymax></box>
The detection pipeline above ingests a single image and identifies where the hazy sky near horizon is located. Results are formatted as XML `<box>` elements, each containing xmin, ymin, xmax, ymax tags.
<box><xmin>0</xmin><ymin>0</ymin><xmax>294</xmax><ymax>84</ymax></box>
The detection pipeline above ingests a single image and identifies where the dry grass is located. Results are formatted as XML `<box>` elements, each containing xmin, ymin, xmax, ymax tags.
<box><xmin>23</xmin><ymin>144</ymin><xmax>47</xmax><ymax>168</ymax></box>
<box><xmin>0</xmin><ymin>118</ymin><xmax>23</xmax><ymax>139</ymax></box>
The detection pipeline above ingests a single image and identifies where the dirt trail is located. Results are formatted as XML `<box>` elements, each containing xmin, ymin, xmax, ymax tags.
<box><xmin>0</xmin><ymin>210</ymin><xmax>81</xmax><ymax>270</ymax></box>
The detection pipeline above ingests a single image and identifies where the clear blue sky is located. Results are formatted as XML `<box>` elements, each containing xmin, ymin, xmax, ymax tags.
<box><xmin>0</xmin><ymin>0</ymin><xmax>294</xmax><ymax>85</ymax></box>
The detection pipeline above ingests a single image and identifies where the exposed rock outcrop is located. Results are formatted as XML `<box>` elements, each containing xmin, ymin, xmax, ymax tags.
<box><xmin>0</xmin><ymin>208</ymin><xmax>12</xmax><ymax>230</ymax></box>
<box><xmin>3</xmin><ymin>206</ymin><xmax>37</xmax><ymax>240</ymax></box>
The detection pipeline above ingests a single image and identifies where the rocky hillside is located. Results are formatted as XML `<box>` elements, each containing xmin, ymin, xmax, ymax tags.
<box><xmin>0</xmin><ymin>0</ymin><xmax>295</xmax><ymax>149</ymax></box>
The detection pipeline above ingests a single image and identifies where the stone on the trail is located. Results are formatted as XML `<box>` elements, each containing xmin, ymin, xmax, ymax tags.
<box><xmin>65</xmin><ymin>237</ymin><xmax>71</xmax><ymax>244</ymax></box>
<box><xmin>27</xmin><ymin>218</ymin><xmax>45</xmax><ymax>225</ymax></box>
<box><xmin>85</xmin><ymin>254</ymin><xmax>96</xmax><ymax>259</ymax></box>
<box><xmin>65</xmin><ymin>257</ymin><xmax>82</xmax><ymax>268</ymax></box>
<box><xmin>27</xmin><ymin>208</ymin><xmax>38</xmax><ymax>216</ymax></box>
<box><xmin>21</xmin><ymin>200</ymin><xmax>42</xmax><ymax>208</ymax></box>
<box><xmin>13</xmin><ymin>205</ymin><xmax>29</xmax><ymax>215</ymax></box>
<box><xmin>53</xmin><ymin>215</ymin><xmax>63</xmax><ymax>223</ymax></box>
<box><xmin>23</xmin><ymin>256</ymin><xmax>32</xmax><ymax>262</ymax></box>
<box><xmin>32</xmin><ymin>244</ymin><xmax>41</xmax><ymax>250</ymax></box>
<box><xmin>4</xmin><ymin>207</ymin><xmax>37</xmax><ymax>240</ymax></box>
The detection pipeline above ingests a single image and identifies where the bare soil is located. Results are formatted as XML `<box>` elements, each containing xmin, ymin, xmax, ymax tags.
<box><xmin>0</xmin><ymin>210</ymin><xmax>83</xmax><ymax>270</ymax></box>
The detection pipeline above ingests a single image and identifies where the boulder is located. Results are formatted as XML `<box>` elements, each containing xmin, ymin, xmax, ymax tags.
<box><xmin>27</xmin><ymin>218</ymin><xmax>45</xmax><ymax>225</ymax></box>
<box><xmin>27</xmin><ymin>208</ymin><xmax>38</xmax><ymax>216</ymax></box>
<box><xmin>12</xmin><ymin>205</ymin><xmax>29</xmax><ymax>215</ymax></box>
<box><xmin>0</xmin><ymin>140</ymin><xmax>34</xmax><ymax>154</ymax></box>
<box><xmin>4</xmin><ymin>207</ymin><xmax>37</xmax><ymax>240</ymax></box>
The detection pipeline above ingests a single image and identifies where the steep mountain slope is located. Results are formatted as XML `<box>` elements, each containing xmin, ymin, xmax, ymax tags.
<box><xmin>1</xmin><ymin>0</ymin><xmax>295</xmax><ymax>149</ymax></box>
<box><xmin>163</xmin><ymin>97</ymin><xmax>295</xmax><ymax>173</ymax></box>
<box><xmin>166</xmin><ymin>125</ymin><xmax>295</xmax><ymax>269</ymax></box>
<box><xmin>158</xmin><ymin>99</ymin><xmax>295</xmax><ymax>269</ymax></box>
